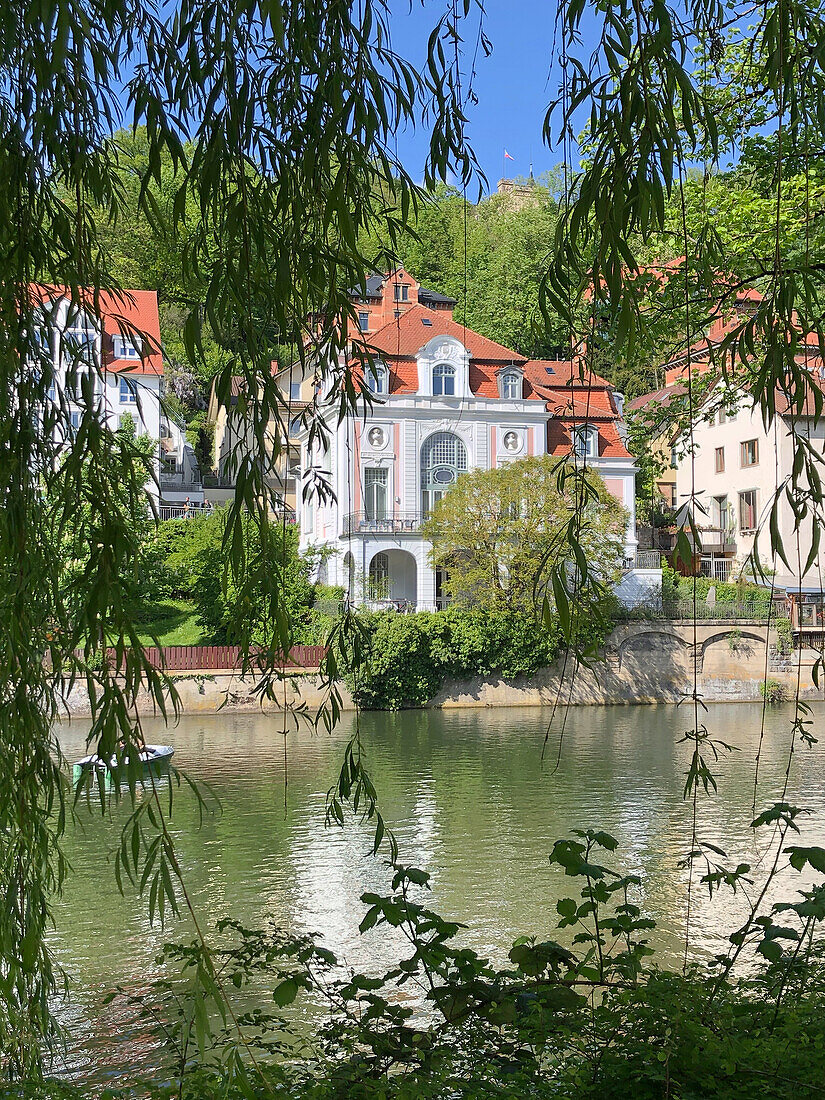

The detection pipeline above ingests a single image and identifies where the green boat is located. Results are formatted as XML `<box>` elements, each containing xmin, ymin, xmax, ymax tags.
<box><xmin>72</xmin><ymin>744</ymin><xmax>174</xmax><ymax>786</ymax></box>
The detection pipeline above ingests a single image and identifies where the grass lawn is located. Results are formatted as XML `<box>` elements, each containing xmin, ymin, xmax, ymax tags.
<box><xmin>135</xmin><ymin>599</ymin><xmax>204</xmax><ymax>646</ymax></box>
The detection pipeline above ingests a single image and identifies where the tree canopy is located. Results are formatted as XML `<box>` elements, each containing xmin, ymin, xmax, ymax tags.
<box><xmin>422</xmin><ymin>457</ymin><xmax>628</xmax><ymax>615</ymax></box>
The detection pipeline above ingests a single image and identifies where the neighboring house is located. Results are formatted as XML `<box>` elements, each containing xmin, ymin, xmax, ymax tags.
<box><xmin>30</xmin><ymin>285</ymin><xmax>204</xmax><ymax>513</ymax></box>
<box><xmin>673</xmin><ymin>369</ymin><xmax>825</xmax><ymax>586</ymax></box>
<box><xmin>205</xmin><ymin>366</ymin><xmax>308</xmax><ymax>514</ymax></box>
<box><xmin>631</xmin><ymin>283</ymin><xmax>825</xmax><ymax>590</ymax></box>
<box><xmin>295</xmin><ymin>274</ymin><xmax>655</xmax><ymax>610</ymax></box>
<box><xmin>31</xmin><ymin>285</ymin><xmax>163</xmax><ymax>447</ymax></box>
<box><xmin>348</xmin><ymin>268</ymin><xmax>456</xmax><ymax>335</ymax></box>
<box><xmin>158</xmin><ymin>415</ymin><xmax>204</xmax><ymax>516</ymax></box>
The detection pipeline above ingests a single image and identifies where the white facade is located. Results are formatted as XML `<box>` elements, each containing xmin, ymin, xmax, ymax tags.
<box><xmin>299</xmin><ymin>332</ymin><xmax>646</xmax><ymax>610</ymax></box>
<box><xmin>674</xmin><ymin>385</ymin><xmax>825</xmax><ymax>586</ymax></box>
<box><xmin>37</xmin><ymin>295</ymin><xmax>162</xmax><ymax>446</ymax></box>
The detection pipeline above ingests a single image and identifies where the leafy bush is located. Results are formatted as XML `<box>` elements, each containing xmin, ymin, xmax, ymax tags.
<box><xmin>342</xmin><ymin>606</ymin><xmax>607</xmax><ymax>710</ymax></box>
<box><xmin>760</xmin><ymin>678</ymin><xmax>787</xmax><ymax>703</ymax></box>
<box><xmin>662</xmin><ymin>562</ymin><xmax>774</xmax><ymax>609</ymax></box>
<box><xmin>191</xmin><ymin>515</ymin><xmax>315</xmax><ymax>645</ymax></box>
<box><xmin>775</xmin><ymin>617</ymin><xmax>794</xmax><ymax>656</ymax></box>
<box><xmin>44</xmin><ymin>827</ymin><xmax>825</xmax><ymax>1100</ymax></box>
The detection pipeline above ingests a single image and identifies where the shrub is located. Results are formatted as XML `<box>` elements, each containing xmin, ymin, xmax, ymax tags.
<box><xmin>775</xmin><ymin>616</ymin><xmax>794</xmax><ymax>656</ymax></box>
<box><xmin>343</xmin><ymin>606</ymin><xmax>610</xmax><ymax>710</ymax></box>
<box><xmin>760</xmin><ymin>678</ymin><xmax>787</xmax><ymax>703</ymax></box>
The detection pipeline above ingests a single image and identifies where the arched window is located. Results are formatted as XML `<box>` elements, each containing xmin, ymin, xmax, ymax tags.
<box><xmin>368</xmin><ymin>552</ymin><xmax>389</xmax><ymax>600</ymax></box>
<box><xmin>500</xmin><ymin>371</ymin><xmax>521</xmax><ymax>399</ymax></box>
<box><xmin>432</xmin><ymin>362</ymin><xmax>456</xmax><ymax>396</ymax></box>
<box><xmin>572</xmin><ymin>425</ymin><xmax>598</xmax><ymax>459</ymax></box>
<box><xmin>367</xmin><ymin>363</ymin><xmax>388</xmax><ymax>396</ymax></box>
<box><xmin>421</xmin><ymin>431</ymin><xmax>467</xmax><ymax>514</ymax></box>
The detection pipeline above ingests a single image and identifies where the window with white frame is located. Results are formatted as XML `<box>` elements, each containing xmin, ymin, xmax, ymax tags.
<box><xmin>364</xmin><ymin>467</ymin><xmax>388</xmax><ymax>521</ymax></box>
<box><xmin>432</xmin><ymin>362</ymin><xmax>456</xmax><ymax>396</ymax></box>
<box><xmin>119</xmin><ymin>376</ymin><xmax>138</xmax><ymax>403</ymax></box>
<box><xmin>113</xmin><ymin>334</ymin><xmax>140</xmax><ymax>359</ymax></box>
<box><xmin>393</xmin><ymin>283</ymin><xmax>410</xmax><ymax>302</ymax></box>
<box><xmin>500</xmin><ymin>371</ymin><xmax>521</xmax><ymax>399</ymax></box>
<box><xmin>290</xmin><ymin>381</ymin><xmax>302</xmax><ymax>401</ymax></box>
<box><xmin>358</xmin><ymin>311</ymin><xmax>370</xmax><ymax>332</ymax></box>
<box><xmin>572</xmin><ymin>424</ymin><xmax>598</xmax><ymax>459</ymax></box>
<box><xmin>421</xmin><ymin>431</ymin><xmax>467</xmax><ymax>514</ymax></box>
<box><xmin>367</xmin><ymin>363</ymin><xmax>388</xmax><ymax>396</ymax></box>
<box><xmin>63</xmin><ymin>310</ymin><xmax>97</xmax><ymax>368</ymax></box>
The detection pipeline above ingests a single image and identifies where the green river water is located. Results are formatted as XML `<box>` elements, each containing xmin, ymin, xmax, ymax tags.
<box><xmin>53</xmin><ymin>703</ymin><xmax>825</xmax><ymax>1083</ymax></box>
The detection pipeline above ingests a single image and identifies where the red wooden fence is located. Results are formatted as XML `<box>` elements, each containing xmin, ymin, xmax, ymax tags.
<box><xmin>76</xmin><ymin>645</ymin><xmax>326</xmax><ymax>671</ymax></box>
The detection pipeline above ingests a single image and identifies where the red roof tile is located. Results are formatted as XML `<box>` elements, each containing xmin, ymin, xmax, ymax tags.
<box><xmin>546</xmin><ymin>418</ymin><xmax>632</xmax><ymax>459</ymax></box>
<box><xmin>362</xmin><ymin>304</ymin><xmax>526</xmax><ymax>365</ymax></box>
<box><xmin>29</xmin><ymin>284</ymin><xmax>163</xmax><ymax>375</ymax></box>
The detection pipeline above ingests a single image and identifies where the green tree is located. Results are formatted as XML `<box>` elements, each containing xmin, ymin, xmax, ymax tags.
<box><xmin>0</xmin><ymin>0</ymin><xmax>475</xmax><ymax>1076</ymax></box>
<box><xmin>422</xmin><ymin>456</ymin><xmax>628</xmax><ymax>614</ymax></box>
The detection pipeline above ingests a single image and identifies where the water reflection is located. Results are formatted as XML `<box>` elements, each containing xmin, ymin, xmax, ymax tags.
<box><xmin>53</xmin><ymin>702</ymin><xmax>825</xmax><ymax>1079</ymax></box>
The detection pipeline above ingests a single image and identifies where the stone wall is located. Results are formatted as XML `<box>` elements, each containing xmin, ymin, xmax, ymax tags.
<box><xmin>60</xmin><ymin>621</ymin><xmax>821</xmax><ymax>717</ymax></box>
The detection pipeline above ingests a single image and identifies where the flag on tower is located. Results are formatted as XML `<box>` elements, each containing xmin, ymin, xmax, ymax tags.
<box><xmin>504</xmin><ymin>150</ymin><xmax>514</xmax><ymax>160</ymax></box>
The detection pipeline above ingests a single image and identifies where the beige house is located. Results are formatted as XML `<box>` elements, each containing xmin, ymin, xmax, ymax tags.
<box><xmin>673</xmin><ymin>377</ymin><xmax>825</xmax><ymax>587</ymax></box>
<box><xmin>205</xmin><ymin>363</ymin><xmax>312</xmax><ymax>514</ymax></box>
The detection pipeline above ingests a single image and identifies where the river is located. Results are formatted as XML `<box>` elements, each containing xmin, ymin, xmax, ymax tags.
<box><xmin>53</xmin><ymin>702</ymin><xmax>825</xmax><ymax>1083</ymax></box>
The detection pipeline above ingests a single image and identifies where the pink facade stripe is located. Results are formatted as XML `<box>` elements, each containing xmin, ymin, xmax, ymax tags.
<box><xmin>490</xmin><ymin>425</ymin><xmax>497</xmax><ymax>467</ymax></box>
<box><xmin>353</xmin><ymin>421</ymin><xmax>362</xmax><ymax>513</ymax></box>
<box><xmin>393</xmin><ymin>421</ymin><xmax>400</xmax><ymax>516</ymax></box>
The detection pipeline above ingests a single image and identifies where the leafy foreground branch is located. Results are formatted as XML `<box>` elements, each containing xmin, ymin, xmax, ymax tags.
<box><xmin>18</xmin><ymin>826</ymin><xmax>825</xmax><ymax>1100</ymax></box>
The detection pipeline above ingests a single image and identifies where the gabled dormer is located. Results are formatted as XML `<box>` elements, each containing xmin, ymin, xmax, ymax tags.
<box><xmin>495</xmin><ymin>363</ymin><xmax>524</xmax><ymax>399</ymax></box>
<box><xmin>416</xmin><ymin>334</ymin><xmax>472</xmax><ymax>399</ymax></box>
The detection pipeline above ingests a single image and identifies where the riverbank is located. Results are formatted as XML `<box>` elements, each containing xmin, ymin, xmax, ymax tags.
<box><xmin>60</xmin><ymin>620</ymin><xmax>823</xmax><ymax>715</ymax></box>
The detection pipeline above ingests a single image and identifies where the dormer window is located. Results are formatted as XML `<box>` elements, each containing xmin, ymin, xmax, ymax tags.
<box><xmin>500</xmin><ymin>371</ymin><xmax>521</xmax><ymax>399</ymax></box>
<box><xmin>572</xmin><ymin>424</ymin><xmax>598</xmax><ymax>459</ymax></box>
<box><xmin>393</xmin><ymin>283</ymin><xmax>410</xmax><ymax>302</ymax></box>
<box><xmin>113</xmin><ymin>334</ymin><xmax>140</xmax><ymax>359</ymax></box>
<box><xmin>367</xmin><ymin>362</ymin><xmax>388</xmax><ymax>396</ymax></box>
<box><xmin>432</xmin><ymin>362</ymin><xmax>456</xmax><ymax>396</ymax></box>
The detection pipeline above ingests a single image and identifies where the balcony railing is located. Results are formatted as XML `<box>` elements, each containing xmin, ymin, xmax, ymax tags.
<box><xmin>342</xmin><ymin>511</ymin><xmax>422</xmax><ymax>536</ymax></box>
<box><xmin>632</xmin><ymin>550</ymin><xmax>664</xmax><ymax>570</ymax></box>
<box><xmin>698</xmin><ymin>525</ymin><xmax>737</xmax><ymax>553</ymax></box>
<box><xmin>158</xmin><ymin>503</ymin><xmax>211</xmax><ymax>520</ymax></box>
<box><xmin>160</xmin><ymin>470</ymin><xmax>202</xmax><ymax>490</ymax></box>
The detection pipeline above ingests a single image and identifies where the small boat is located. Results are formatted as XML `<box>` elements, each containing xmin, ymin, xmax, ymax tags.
<box><xmin>72</xmin><ymin>744</ymin><xmax>175</xmax><ymax>786</ymax></box>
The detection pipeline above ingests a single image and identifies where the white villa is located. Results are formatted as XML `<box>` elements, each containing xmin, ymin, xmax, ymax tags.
<box><xmin>30</xmin><ymin>286</ymin><xmax>203</xmax><ymax>512</ymax></box>
<box><xmin>296</xmin><ymin>270</ymin><xmax>656</xmax><ymax>610</ymax></box>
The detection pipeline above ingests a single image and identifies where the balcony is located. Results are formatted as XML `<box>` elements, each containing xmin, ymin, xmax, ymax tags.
<box><xmin>342</xmin><ymin>511</ymin><xmax>422</xmax><ymax>537</ymax></box>
<box><xmin>159</xmin><ymin>470</ymin><xmax>202</xmax><ymax>491</ymax></box>
<box><xmin>699</xmin><ymin>526</ymin><xmax>737</xmax><ymax>554</ymax></box>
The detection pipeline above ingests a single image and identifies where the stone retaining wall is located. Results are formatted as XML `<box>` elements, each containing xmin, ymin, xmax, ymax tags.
<box><xmin>60</xmin><ymin>621</ymin><xmax>822</xmax><ymax>717</ymax></box>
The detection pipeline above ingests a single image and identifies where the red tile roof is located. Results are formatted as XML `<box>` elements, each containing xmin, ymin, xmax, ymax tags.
<box><xmin>353</xmin><ymin>306</ymin><xmax>633</xmax><ymax>459</ymax></box>
<box><xmin>29</xmin><ymin>284</ymin><xmax>163</xmax><ymax>376</ymax></box>
<box><xmin>362</xmin><ymin>304</ymin><xmax>526</xmax><ymax>366</ymax></box>
<box><xmin>547</xmin><ymin>418</ymin><xmax>632</xmax><ymax>459</ymax></box>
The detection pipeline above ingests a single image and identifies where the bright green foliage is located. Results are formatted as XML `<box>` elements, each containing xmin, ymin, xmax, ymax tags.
<box><xmin>340</xmin><ymin>606</ymin><xmax>609</xmax><ymax>711</ymax></box>
<box><xmin>422</xmin><ymin>456</ymin><xmax>628</xmax><ymax>616</ymax></box>
<box><xmin>400</xmin><ymin>180</ymin><xmax>570</xmax><ymax>358</ymax></box>
<box><xmin>29</xmin><ymin>829</ymin><xmax>825</xmax><ymax>1099</ymax></box>
<box><xmin>190</xmin><ymin>515</ymin><xmax>315</xmax><ymax>646</ymax></box>
<box><xmin>0</xmin><ymin>0</ymin><xmax>478</xmax><ymax>1076</ymax></box>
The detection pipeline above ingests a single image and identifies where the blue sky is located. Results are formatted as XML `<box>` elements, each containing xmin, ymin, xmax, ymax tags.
<box><xmin>388</xmin><ymin>1</ymin><xmax>580</xmax><ymax>193</ymax></box>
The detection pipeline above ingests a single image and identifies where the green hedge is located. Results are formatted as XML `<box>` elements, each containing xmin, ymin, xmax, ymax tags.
<box><xmin>341</xmin><ymin>607</ymin><xmax>609</xmax><ymax>710</ymax></box>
